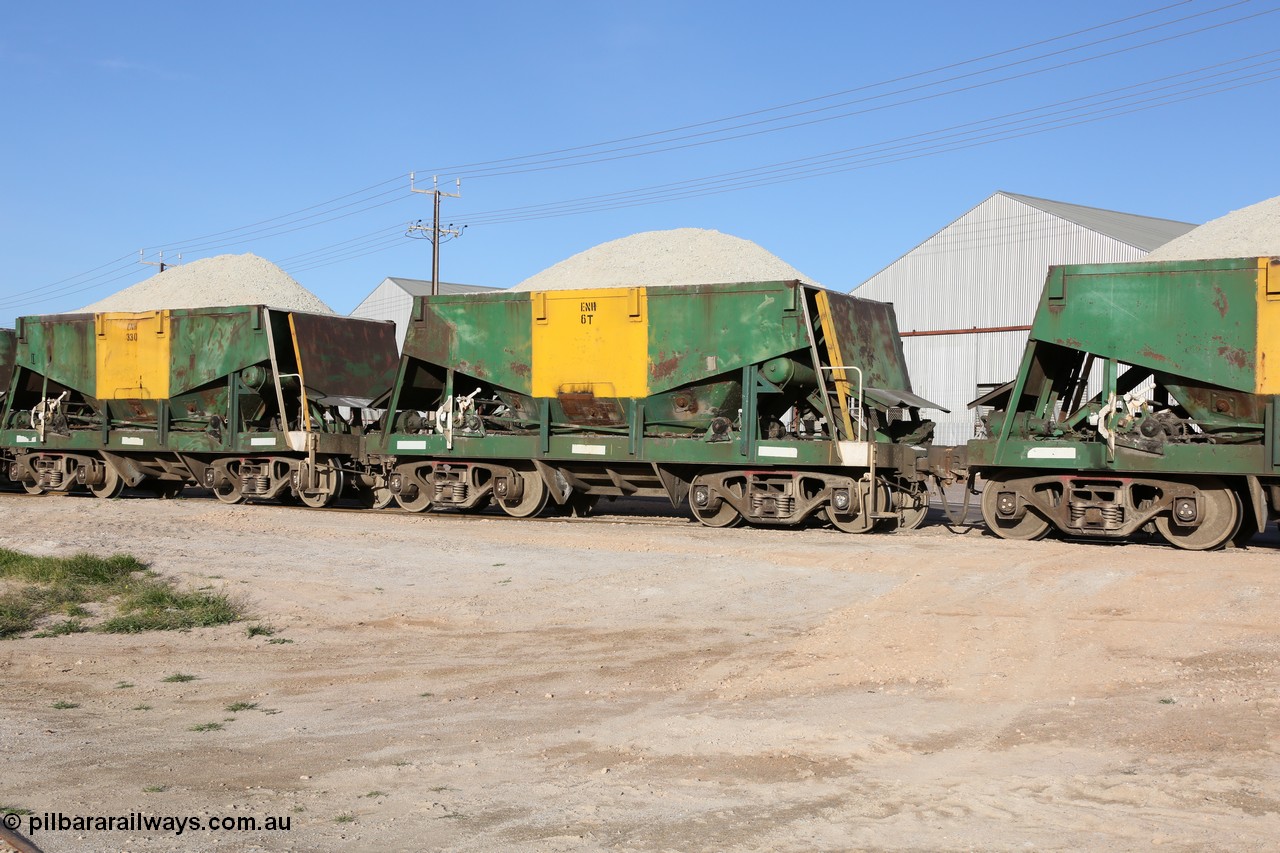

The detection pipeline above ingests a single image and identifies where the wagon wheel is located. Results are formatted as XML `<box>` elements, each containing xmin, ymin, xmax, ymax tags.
<box><xmin>1232</xmin><ymin>497</ymin><xmax>1262</xmax><ymax>548</ymax></box>
<box><xmin>354</xmin><ymin>481</ymin><xmax>395</xmax><ymax>510</ymax></box>
<box><xmin>688</xmin><ymin>475</ymin><xmax>742</xmax><ymax>528</ymax></box>
<box><xmin>498</xmin><ymin>469</ymin><xmax>549</xmax><ymax>518</ymax></box>
<box><xmin>874</xmin><ymin>483</ymin><xmax>929</xmax><ymax>532</ymax></box>
<box><xmin>1154</xmin><ymin>479</ymin><xmax>1241</xmax><ymax>551</ymax></box>
<box><xmin>21</xmin><ymin>479</ymin><xmax>44</xmax><ymax>496</ymax></box>
<box><xmin>394</xmin><ymin>479</ymin><xmax>433</xmax><ymax>512</ymax></box>
<box><xmin>212</xmin><ymin>479</ymin><xmax>246</xmax><ymax>505</ymax></box>
<box><xmin>980</xmin><ymin>473</ymin><xmax>1051</xmax><ymax>541</ymax></box>
<box><xmin>829</xmin><ymin>482</ymin><xmax>889</xmax><ymax>534</ymax></box>
<box><xmin>891</xmin><ymin>486</ymin><xmax>930</xmax><ymax>531</ymax></box>
<box><xmin>298</xmin><ymin>469</ymin><xmax>344</xmax><ymax>509</ymax></box>
<box><xmin>89</xmin><ymin>465</ymin><xmax>125</xmax><ymax>499</ymax></box>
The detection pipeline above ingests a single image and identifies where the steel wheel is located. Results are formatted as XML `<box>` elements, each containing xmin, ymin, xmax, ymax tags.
<box><xmin>356</xmin><ymin>483</ymin><xmax>395</xmax><ymax>510</ymax></box>
<box><xmin>298</xmin><ymin>468</ymin><xmax>344</xmax><ymax>509</ymax></box>
<box><xmin>1154</xmin><ymin>480</ymin><xmax>1241</xmax><ymax>551</ymax></box>
<box><xmin>212</xmin><ymin>479</ymin><xmax>245</xmax><ymax>505</ymax></box>
<box><xmin>89</xmin><ymin>465</ymin><xmax>125</xmax><ymax>499</ymax></box>
<box><xmin>894</xmin><ymin>492</ymin><xmax>930</xmax><ymax>530</ymax></box>
<box><xmin>875</xmin><ymin>484</ymin><xmax>929</xmax><ymax>531</ymax></box>
<box><xmin>498</xmin><ymin>470</ymin><xmax>549</xmax><ymax>518</ymax></box>
<box><xmin>980</xmin><ymin>474</ymin><xmax>1052</xmax><ymax>541</ymax></box>
<box><xmin>21</xmin><ymin>480</ymin><xmax>44</xmax><ymax>496</ymax></box>
<box><xmin>394</xmin><ymin>480</ymin><xmax>433</xmax><ymax>512</ymax></box>
<box><xmin>1232</xmin><ymin>498</ymin><xmax>1262</xmax><ymax>548</ymax></box>
<box><xmin>688</xmin><ymin>476</ymin><xmax>742</xmax><ymax>528</ymax></box>
<box><xmin>829</xmin><ymin>482</ymin><xmax>889</xmax><ymax>534</ymax></box>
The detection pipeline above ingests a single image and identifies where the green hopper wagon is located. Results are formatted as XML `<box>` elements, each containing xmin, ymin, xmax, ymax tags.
<box><xmin>965</xmin><ymin>256</ymin><xmax>1280</xmax><ymax>550</ymax></box>
<box><xmin>367</xmin><ymin>280</ymin><xmax>946</xmax><ymax>531</ymax></box>
<box><xmin>1</xmin><ymin>306</ymin><xmax>397</xmax><ymax>506</ymax></box>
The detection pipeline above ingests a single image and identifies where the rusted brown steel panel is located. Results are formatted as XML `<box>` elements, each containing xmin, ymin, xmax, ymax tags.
<box><xmin>288</xmin><ymin>311</ymin><xmax>399</xmax><ymax>400</ymax></box>
<box><xmin>820</xmin><ymin>291</ymin><xmax>915</xmax><ymax>392</ymax></box>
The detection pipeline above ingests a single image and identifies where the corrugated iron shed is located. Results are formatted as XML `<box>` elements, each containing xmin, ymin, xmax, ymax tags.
<box><xmin>853</xmin><ymin>191</ymin><xmax>1197</xmax><ymax>444</ymax></box>
<box><xmin>349</xmin><ymin>277</ymin><xmax>500</xmax><ymax>350</ymax></box>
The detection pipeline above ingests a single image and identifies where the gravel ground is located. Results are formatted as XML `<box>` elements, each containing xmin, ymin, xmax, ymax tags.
<box><xmin>79</xmin><ymin>254</ymin><xmax>334</xmax><ymax>314</ymax></box>
<box><xmin>2</xmin><ymin>492</ymin><xmax>1279</xmax><ymax>852</ymax></box>
<box><xmin>1145</xmin><ymin>194</ymin><xmax>1280</xmax><ymax>261</ymax></box>
<box><xmin>512</xmin><ymin>229</ymin><xmax>822</xmax><ymax>291</ymax></box>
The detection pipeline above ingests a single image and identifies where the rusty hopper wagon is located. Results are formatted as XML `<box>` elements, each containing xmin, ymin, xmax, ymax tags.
<box><xmin>0</xmin><ymin>306</ymin><xmax>397</xmax><ymax>506</ymax></box>
<box><xmin>967</xmin><ymin>257</ymin><xmax>1280</xmax><ymax>550</ymax></box>
<box><xmin>367</xmin><ymin>280</ymin><xmax>945</xmax><ymax>531</ymax></box>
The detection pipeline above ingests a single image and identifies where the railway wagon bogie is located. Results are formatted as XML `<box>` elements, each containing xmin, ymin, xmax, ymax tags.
<box><xmin>962</xmin><ymin>256</ymin><xmax>1280</xmax><ymax>550</ymax></box>
<box><xmin>371</xmin><ymin>280</ymin><xmax>945</xmax><ymax>531</ymax></box>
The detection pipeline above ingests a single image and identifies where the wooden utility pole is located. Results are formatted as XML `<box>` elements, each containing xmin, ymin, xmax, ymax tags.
<box><xmin>408</xmin><ymin>173</ymin><xmax>462</xmax><ymax>295</ymax></box>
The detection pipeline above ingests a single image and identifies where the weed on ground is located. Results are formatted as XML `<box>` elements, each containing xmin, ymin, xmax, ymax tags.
<box><xmin>0</xmin><ymin>548</ymin><xmax>243</xmax><ymax>639</ymax></box>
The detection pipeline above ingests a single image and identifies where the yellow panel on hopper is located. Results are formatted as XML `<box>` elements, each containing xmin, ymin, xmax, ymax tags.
<box><xmin>1256</xmin><ymin>258</ymin><xmax>1280</xmax><ymax>395</ymax></box>
<box><xmin>531</xmin><ymin>288</ymin><xmax>648</xmax><ymax>398</ymax></box>
<box><xmin>94</xmin><ymin>310</ymin><xmax>171</xmax><ymax>399</ymax></box>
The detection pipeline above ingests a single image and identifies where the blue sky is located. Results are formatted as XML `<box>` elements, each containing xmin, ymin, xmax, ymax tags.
<box><xmin>1</xmin><ymin>1</ymin><xmax>1277</xmax><ymax>325</ymax></box>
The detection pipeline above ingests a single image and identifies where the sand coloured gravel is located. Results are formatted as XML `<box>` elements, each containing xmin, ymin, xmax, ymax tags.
<box><xmin>511</xmin><ymin>228</ymin><xmax>822</xmax><ymax>291</ymax></box>
<box><xmin>79</xmin><ymin>253</ymin><xmax>334</xmax><ymax>314</ymax></box>
<box><xmin>1145</xmin><ymin>194</ymin><xmax>1280</xmax><ymax>261</ymax></box>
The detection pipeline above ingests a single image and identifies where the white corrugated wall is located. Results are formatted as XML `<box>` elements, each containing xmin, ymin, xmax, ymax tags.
<box><xmin>349</xmin><ymin>279</ymin><xmax>415</xmax><ymax>351</ymax></box>
<box><xmin>855</xmin><ymin>192</ymin><xmax>1151</xmax><ymax>446</ymax></box>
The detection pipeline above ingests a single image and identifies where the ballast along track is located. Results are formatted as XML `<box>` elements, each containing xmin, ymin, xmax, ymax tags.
<box><xmin>4</xmin><ymin>259</ymin><xmax>1280</xmax><ymax>550</ymax></box>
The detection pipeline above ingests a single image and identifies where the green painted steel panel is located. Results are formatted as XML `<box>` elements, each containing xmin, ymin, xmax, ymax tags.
<box><xmin>168</xmin><ymin>307</ymin><xmax>269</xmax><ymax>396</ymax></box>
<box><xmin>1033</xmin><ymin>260</ymin><xmax>1260</xmax><ymax>393</ymax></box>
<box><xmin>0</xmin><ymin>328</ymin><xmax>15</xmax><ymax>399</ymax></box>
<box><xmin>646</xmin><ymin>281</ymin><xmax>808</xmax><ymax>394</ymax></box>
<box><xmin>15</xmin><ymin>314</ymin><xmax>97</xmax><ymax>397</ymax></box>
<box><xmin>403</xmin><ymin>293</ymin><xmax>533</xmax><ymax>394</ymax></box>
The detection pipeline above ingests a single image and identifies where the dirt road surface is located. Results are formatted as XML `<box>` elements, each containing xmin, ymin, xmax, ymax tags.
<box><xmin>1</xmin><ymin>492</ymin><xmax>1278</xmax><ymax>852</ymax></box>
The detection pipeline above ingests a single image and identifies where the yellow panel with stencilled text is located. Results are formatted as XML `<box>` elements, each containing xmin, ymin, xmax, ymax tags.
<box><xmin>530</xmin><ymin>288</ymin><xmax>648</xmax><ymax>399</ymax></box>
<box><xmin>94</xmin><ymin>310</ymin><xmax>171</xmax><ymax>400</ymax></box>
<box><xmin>1256</xmin><ymin>258</ymin><xmax>1280</xmax><ymax>395</ymax></box>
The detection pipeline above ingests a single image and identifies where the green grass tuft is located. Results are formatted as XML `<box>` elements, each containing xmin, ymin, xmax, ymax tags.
<box><xmin>0</xmin><ymin>548</ymin><xmax>243</xmax><ymax>639</ymax></box>
<box><xmin>51</xmin><ymin>700</ymin><xmax>80</xmax><ymax>710</ymax></box>
<box><xmin>98</xmin><ymin>584</ymin><xmax>240</xmax><ymax>633</ymax></box>
<box><xmin>189</xmin><ymin>722</ymin><xmax>224</xmax><ymax>732</ymax></box>
<box><xmin>225</xmin><ymin>701</ymin><xmax>258</xmax><ymax>713</ymax></box>
<box><xmin>162</xmin><ymin>673</ymin><xmax>198</xmax><ymax>683</ymax></box>
<box><xmin>33</xmin><ymin>618</ymin><xmax>87</xmax><ymax>638</ymax></box>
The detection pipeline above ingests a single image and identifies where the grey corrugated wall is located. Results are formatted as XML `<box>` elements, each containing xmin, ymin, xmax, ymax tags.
<box><xmin>855</xmin><ymin>193</ymin><xmax>1152</xmax><ymax>445</ymax></box>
